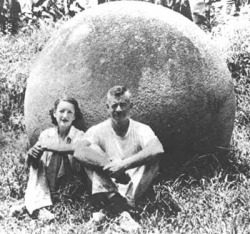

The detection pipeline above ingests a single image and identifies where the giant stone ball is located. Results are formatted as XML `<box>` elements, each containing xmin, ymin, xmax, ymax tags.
<box><xmin>25</xmin><ymin>1</ymin><xmax>235</xmax><ymax>164</ymax></box>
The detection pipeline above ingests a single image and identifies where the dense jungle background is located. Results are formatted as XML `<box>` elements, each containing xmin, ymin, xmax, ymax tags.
<box><xmin>1</xmin><ymin>0</ymin><xmax>250</xmax><ymax>233</ymax></box>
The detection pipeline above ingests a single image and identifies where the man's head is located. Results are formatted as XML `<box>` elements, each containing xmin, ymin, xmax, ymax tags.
<box><xmin>106</xmin><ymin>86</ymin><xmax>133</xmax><ymax>123</ymax></box>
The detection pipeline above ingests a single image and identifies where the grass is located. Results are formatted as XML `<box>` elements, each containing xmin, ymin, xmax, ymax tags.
<box><xmin>2</xmin><ymin>138</ymin><xmax>250</xmax><ymax>233</ymax></box>
<box><xmin>1</xmin><ymin>5</ymin><xmax>250</xmax><ymax>234</ymax></box>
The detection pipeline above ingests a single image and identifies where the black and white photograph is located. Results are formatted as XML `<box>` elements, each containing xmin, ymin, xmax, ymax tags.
<box><xmin>0</xmin><ymin>0</ymin><xmax>250</xmax><ymax>232</ymax></box>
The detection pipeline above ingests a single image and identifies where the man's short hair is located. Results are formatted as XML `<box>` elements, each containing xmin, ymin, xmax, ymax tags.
<box><xmin>107</xmin><ymin>86</ymin><xmax>131</xmax><ymax>100</ymax></box>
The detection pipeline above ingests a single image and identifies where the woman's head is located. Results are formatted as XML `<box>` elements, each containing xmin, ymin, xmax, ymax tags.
<box><xmin>50</xmin><ymin>96</ymin><xmax>82</xmax><ymax>128</ymax></box>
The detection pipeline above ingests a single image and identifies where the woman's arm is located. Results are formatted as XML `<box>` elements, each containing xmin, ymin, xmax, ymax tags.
<box><xmin>42</xmin><ymin>141</ymin><xmax>74</xmax><ymax>153</ymax></box>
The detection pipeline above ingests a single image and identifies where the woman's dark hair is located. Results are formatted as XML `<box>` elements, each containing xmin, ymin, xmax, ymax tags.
<box><xmin>49</xmin><ymin>96</ymin><xmax>83</xmax><ymax>126</ymax></box>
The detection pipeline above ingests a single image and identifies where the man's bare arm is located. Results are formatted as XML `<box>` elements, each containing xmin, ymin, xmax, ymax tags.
<box><xmin>124</xmin><ymin>138</ymin><xmax>164</xmax><ymax>169</ymax></box>
<box><xmin>43</xmin><ymin>138</ymin><xmax>110</xmax><ymax>169</ymax></box>
<box><xmin>103</xmin><ymin>138</ymin><xmax>164</xmax><ymax>176</ymax></box>
<box><xmin>73</xmin><ymin>143</ymin><xmax>110</xmax><ymax>169</ymax></box>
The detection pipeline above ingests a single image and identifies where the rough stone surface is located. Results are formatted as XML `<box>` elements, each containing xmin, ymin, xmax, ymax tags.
<box><xmin>24</xmin><ymin>1</ymin><xmax>235</xmax><ymax>164</ymax></box>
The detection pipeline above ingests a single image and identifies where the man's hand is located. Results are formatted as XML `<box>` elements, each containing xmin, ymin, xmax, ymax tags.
<box><xmin>103</xmin><ymin>159</ymin><xmax>130</xmax><ymax>184</ymax></box>
<box><xmin>103</xmin><ymin>159</ymin><xmax>126</xmax><ymax>177</ymax></box>
<box><xmin>26</xmin><ymin>144</ymin><xmax>43</xmax><ymax>169</ymax></box>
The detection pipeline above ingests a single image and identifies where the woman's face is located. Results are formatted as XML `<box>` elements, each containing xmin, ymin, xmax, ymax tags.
<box><xmin>53</xmin><ymin>101</ymin><xmax>76</xmax><ymax>130</ymax></box>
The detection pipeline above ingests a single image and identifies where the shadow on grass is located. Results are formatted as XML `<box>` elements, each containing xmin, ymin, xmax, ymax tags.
<box><xmin>130</xmin><ymin>147</ymin><xmax>250</xmax><ymax>221</ymax></box>
<box><xmin>158</xmin><ymin>146</ymin><xmax>250</xmax><ymax>185</ymax></box>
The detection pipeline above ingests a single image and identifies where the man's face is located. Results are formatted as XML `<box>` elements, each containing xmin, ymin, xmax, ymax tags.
<box><xmin>107</xmin><ymin>95</ymin><xmax>132</xmax><ymax>123</ymax></box>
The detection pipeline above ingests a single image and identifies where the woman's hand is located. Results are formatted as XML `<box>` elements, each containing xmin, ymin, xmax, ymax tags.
<box><xmin>26</xmin><ymin>144</ymin><xmax>43</xmax><ymax>169</ymax></box>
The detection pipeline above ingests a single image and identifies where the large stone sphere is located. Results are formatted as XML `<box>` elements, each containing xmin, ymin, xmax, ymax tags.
<box><xmin>25</xmin><ymin>1</ymin><xmax>235</xmax><ymax>164</ymax></box>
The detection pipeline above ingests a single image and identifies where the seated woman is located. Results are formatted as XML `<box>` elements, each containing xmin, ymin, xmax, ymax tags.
<box><xmin>11</xmin><ymin>96</ymin><xmax>86</xmax><ymax>220</ymax></box>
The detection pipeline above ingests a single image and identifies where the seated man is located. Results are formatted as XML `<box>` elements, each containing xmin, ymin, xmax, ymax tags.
<box><xmin>74</xmin><ymin>85</ymin><xmax>164</xmax><ymax>231</ymax></box>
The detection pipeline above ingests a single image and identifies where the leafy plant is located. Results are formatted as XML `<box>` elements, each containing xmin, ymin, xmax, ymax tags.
<box><xmin>0</xmin><ymin>20</ymin><xmax>61</xmax><ymax>134</ymax></box>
